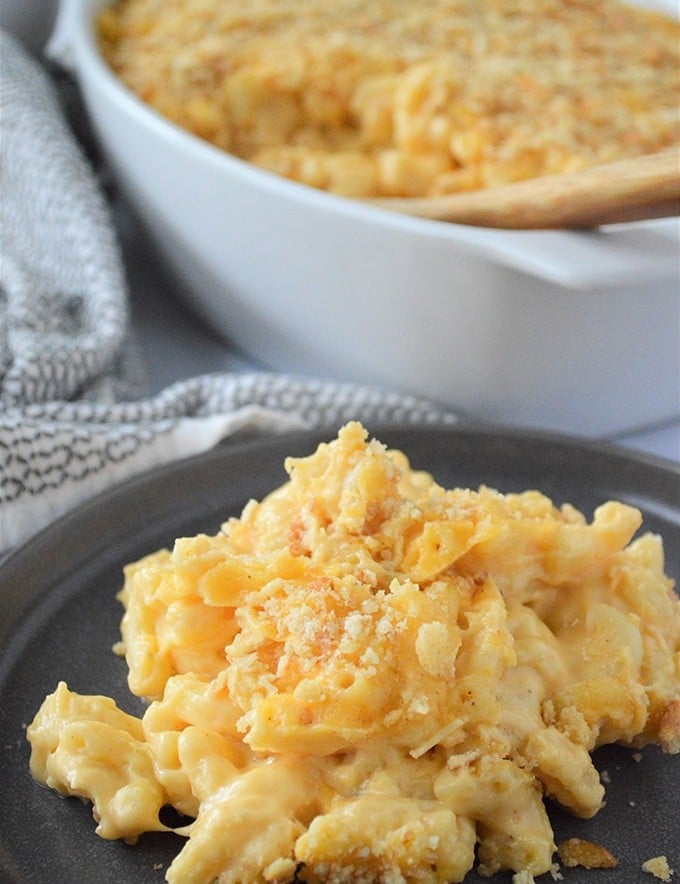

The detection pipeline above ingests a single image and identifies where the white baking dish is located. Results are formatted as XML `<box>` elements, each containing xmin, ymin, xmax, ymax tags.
<box><xmin>49</xmin><ymin>0</ymin><xmax>680</xmax><ymax>435</ymax></box>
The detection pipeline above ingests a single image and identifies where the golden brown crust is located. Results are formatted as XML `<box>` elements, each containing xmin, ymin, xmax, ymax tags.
<box><xmin>557</xmin><ymin>838</ymin><xmax>618</xmax><ymax>869</ymax></box>
<box><xmin>658</xmin><ymin>699</ymin><xmax>680</xmax><ymax>754</ymax></box>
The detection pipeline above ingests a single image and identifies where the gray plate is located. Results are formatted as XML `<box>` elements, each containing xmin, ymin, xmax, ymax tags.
<box><xmin>1</xmin><ymin>425</ymin><xmax>679</xmax><ymax>884</ymax></box>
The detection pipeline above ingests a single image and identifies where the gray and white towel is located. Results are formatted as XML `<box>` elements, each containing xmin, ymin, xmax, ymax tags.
<box><xmin>0</xmin><ymin>31</ymin><xmax>456</xmax><ymax>556</ymax></box>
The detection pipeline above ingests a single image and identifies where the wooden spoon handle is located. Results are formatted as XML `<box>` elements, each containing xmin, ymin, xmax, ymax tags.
<box><xmin>368</xmin><ymin>148</ymin><xmax>680</xmax><ymax>229</ymax></box>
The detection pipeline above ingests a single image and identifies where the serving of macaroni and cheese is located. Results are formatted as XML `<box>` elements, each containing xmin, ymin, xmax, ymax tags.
<box><xmin>96</xmin><ymin>0</ymin><xmax>680</xmax><ymax>198</ymax></box>
<box><xmin>28</xmin><ymin>423</ymin><xmax>680</xmax><ymax>882</ymax></box>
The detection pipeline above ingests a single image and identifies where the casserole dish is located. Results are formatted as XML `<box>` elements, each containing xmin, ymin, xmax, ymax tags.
<box><xmin>48</xmin><ymin>0</ymin><xmax>680</xmax><ymax>435</ymax></box>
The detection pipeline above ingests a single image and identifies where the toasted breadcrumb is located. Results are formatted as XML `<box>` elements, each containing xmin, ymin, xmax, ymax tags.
<box><xmin>557</xmin><ymin>839</ymin><xmax>618</xmax><ymax>869</ymax></box>
<box><xmin>643</xmin><ymin>856</ymin><xmax>674</xmax><ymax>882</ymax></box>
<box><xmin>658</xmin><ymin>700</ymin><xmax>680</xmax><ymax>754</ymax></box>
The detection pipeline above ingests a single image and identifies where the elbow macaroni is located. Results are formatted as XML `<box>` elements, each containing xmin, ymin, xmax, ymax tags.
<box><xmin>28</xmin><ymin>422</ymin><xmax>680</xmax><ymax>882</ymax></box>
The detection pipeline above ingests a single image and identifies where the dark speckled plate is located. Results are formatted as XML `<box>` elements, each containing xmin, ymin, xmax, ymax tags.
<box><xmin>1</xmin><ymin>425</ymin><xmax>679</xmax><ymax>884</ymax></box>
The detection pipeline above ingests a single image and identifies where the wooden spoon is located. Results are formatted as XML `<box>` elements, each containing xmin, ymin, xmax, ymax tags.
<box><xmin>368</xmin><ymin>148</ymin><xmax>680</xmax><ymax>229</ymax></box>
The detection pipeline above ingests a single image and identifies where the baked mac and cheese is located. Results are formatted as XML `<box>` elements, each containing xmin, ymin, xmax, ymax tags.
<box><xmin>28</xmin><ymin>423</ymin><xmax>680</xmax><ymax>882</ymax></box>
<box><xmin>97</xmin><ymin>0</ymin><xmax>680</xmax><ymax>198</ymax></box>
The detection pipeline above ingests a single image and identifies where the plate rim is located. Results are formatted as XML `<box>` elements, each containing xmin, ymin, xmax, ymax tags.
<box><xmin>1</xmin><ymin>421</ymin><xmax>679</xmax><ymax>883</ymax></box>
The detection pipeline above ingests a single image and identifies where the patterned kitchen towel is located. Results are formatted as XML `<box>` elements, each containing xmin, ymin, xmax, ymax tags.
<box><xmin>0</xmin><ymin>31</ymin><xmax>456</xmax><ymax>556</ymax></box>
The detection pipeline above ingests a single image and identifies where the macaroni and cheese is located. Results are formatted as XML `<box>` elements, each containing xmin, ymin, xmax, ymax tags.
<box><xmin>97</xmin><ymin>0</ymin><xmax>680</xmax><ymax>198</ymax></box>
<box><xmin>28</xmin><ymin>423</ymin><xmax>680</xmax><ymax>882</ymax></box>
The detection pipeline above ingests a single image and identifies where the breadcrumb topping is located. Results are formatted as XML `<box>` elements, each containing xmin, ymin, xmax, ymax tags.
<box><xmin>98</xmin><ymin>0</ymin><xmax>680</xmax><ymax>197</ymax></box>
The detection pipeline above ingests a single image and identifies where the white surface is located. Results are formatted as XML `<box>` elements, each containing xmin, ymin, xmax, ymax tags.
<box><xmin>49</xmin><ymin>0</ymin><xmax>680</xmax><ymax>437</ymax></box>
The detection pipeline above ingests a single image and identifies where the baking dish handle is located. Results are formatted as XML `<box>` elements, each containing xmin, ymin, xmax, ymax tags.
<box><xmin>452</xmin><ymin>216</ymin><xmax>680</xmax><ymax>290</ymax></box>
<box><xmin>46</xmin><ymin>0</ymin><xmax>94</xmax><ymax>73</ymax></box>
